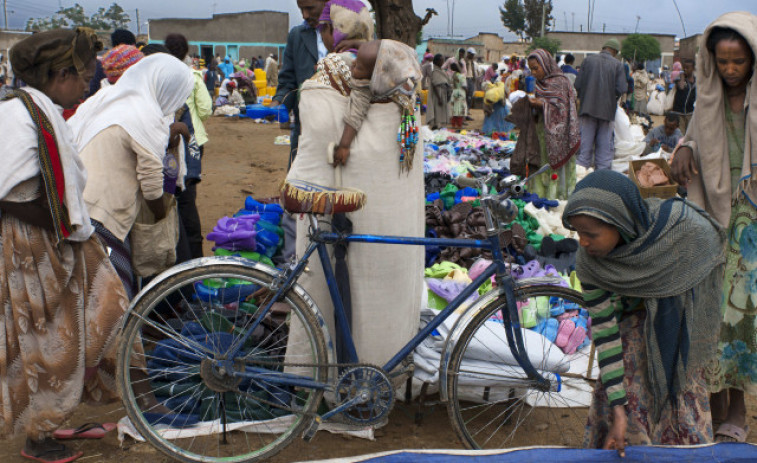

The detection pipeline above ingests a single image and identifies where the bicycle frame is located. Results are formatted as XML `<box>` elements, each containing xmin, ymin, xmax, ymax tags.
<box><xmin>226</xmin><ymin>213</ymin><xmax>550</xmax><ymax>392</ymax></box>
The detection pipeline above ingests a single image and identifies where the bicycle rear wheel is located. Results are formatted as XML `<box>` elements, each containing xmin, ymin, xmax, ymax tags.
<box><xmin>117</xmin><ymin>260</ymin><xmax>328</xmax><ymax>463</ymax></box>
<box><xmin>446</xmin><ymin>284</ymin><xmax>594</xmax><ymax>449</ymax></box>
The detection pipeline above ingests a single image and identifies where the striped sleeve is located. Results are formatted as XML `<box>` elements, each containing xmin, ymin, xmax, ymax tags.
<box><xmin>582</xmin><ymin>283</ymin><xmax>627</xmax><ymax>407</ymax></box>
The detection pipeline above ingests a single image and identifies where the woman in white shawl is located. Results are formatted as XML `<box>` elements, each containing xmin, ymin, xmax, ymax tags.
<box><xmin>671</xmin><ymin>12</ymin><xmax>757</xmax><ymax>443</ymax></box>
<box><xmin>0</xmin><ymin>28</ymin><xmax>132</xmax><ymax>463</ymax></box>
<box><xmin>68</xmin><ymin>53</ymin><xmax>194</xmax><ymax>298</ymax></box>
<box><xmin>284</xmin><ymin>0</ymin><xmax>424</xmax><ymax>387</ymax></box>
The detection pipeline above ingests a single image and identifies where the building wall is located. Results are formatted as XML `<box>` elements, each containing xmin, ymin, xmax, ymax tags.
<box><xmin>149</xmin><ymin>11</ymin><xmax>288</xmax><ymax>61</ymax></box>
<box><xmin>466</xmin><ymin>33</ymin><xmax>507</xmax><ymax>63</ymax></box>
<box><xmin>545</xmin><ymin>31</ymin><xmax>676</xmax><ymax>67</ymax></box>
<box><xmin>501</xmin><ymin>42</ymin><xmax>530</xmax><ymax>59</ymax></box>
<box><xmin>427</xmin><ymin>39</ymin><xmax>484</xmax><ymax>61</ymax></box>
<box><xmin>678</xmin><ymin>34</ymin><xmax>701</xmax><ymax>61</ymax></box>
<box><xmin>0</xmin><ymin>30</ymin><xmax>32</xmax><ymax>60</ymax></box>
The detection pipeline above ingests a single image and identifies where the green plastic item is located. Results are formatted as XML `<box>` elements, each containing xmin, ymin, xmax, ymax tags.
<box><xmin>214</xmin><ymin>248</ymin><xmax>275</xmax><ymax>267</ymax></box>
<box><xmin>426</xmin><ymin>289</ymin><xmax>447</xmax><ymax>311</ymax></box>
<box><xmin>440</xmin><ymin>183</ymin><xmax>459</xmax><ymax>210</ymax></box>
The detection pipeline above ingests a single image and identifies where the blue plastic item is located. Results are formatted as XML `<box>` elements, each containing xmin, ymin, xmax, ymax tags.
<box><xmin>525</xmin><ymin>75</ymin><xmax>535</xmax><ymax>93</ymax></box>
<box><xmin>245</xmin><ymin>104</ymin><xmax>289</xmax><ymax>123</ymax></box>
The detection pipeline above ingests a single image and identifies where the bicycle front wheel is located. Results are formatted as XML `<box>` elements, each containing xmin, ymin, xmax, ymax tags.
<box><xmin>117</xmin><ymin>260</ymin><xmax>328</xmax><ymax>463</ymax></box>
<box><xmin>446</xmin><ymin>284</ymin><xmax>594</xmax><ymax>450</ymax></box>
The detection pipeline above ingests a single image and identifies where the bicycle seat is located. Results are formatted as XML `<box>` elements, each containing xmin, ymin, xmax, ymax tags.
<box><xmin>280</xmin><ymin>179</ymin><xmax>367</xmax><ymax>214</ymax></box>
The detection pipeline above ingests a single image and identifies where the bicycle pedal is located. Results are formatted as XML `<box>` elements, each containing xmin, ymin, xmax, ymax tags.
<box><xmin>302</xmin><ymin>416</ymin><xmax>321</xmax><ymax>442</ymax></box>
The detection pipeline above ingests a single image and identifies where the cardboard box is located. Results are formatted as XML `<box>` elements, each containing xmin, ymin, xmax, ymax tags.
<box><xmin>628</xmin><ymin>158</ymin><xmax>679</xmax><ymax>199</ymax></box>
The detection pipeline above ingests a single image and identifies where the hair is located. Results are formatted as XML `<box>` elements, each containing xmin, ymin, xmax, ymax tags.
<box><xmin>450</xmin><ymin>62</ymin><xmax>460</xmax><ymax>73</ymax></box>
<box><xmin>141</xmin><ymin>43</ymin><xmax>170</xmax><ymax>56</ymax></box>
<box><xmin>458</xmin><ymin>48</ymin><xmax>465</xmax><ymax>54</ymax></box>
<box><xmin>664</xmin><ymin>112</ymin><xmax>680</xmax><ymax>124</ymax></box>
<box><xmin>433</xmin><ymin>53</ymin><xmax>444</xmax><ymax>67</ymax></box>
<box><xmin>111</xmin><ymin>29</ymin><xmax>136</xmax><ymax>47</ymax></box>
<box><xmin>564</xmin><ymin>53</ymin><xmax>575</xmax><ymax>64</ymax></box>
<box><xmin>164</xmin><ymin>33</ymin><xmax>189</xmax><ymax>61</ymax></box>
<box><xmin>635</xmin><ymin>61</ymin><xmax>645</xmax><ymax>71</ymax></box>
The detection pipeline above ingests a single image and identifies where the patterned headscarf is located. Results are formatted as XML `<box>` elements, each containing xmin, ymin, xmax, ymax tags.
<box><xmin>103</xmin><ymin>44</ymin><xmax>144</xmax><ymax>84</ymax></box>
<box><xmin>10</xmin><ymin>27</ymin><xmax>102</xmax><ymax>88</ymax></box>
<box><xmin>563</xmin><ymin>170</ymin><xmax>725</xmax><ymax>422</ymax></box>
<box><xmin>318</xmin><ymin>0</ymin><xmax>374</xmax><ymax>49</ymax></box>
<box><xmin>527</xmin><ymin>48</ymin><xmax>580</xmax><ymax>170</ymax></box>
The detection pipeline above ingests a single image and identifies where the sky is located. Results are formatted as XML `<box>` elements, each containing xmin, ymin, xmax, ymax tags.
<box><xmin>4</xmin><ymin>0</ymin><xmax>757</xmax><ymax>40</ymax></box>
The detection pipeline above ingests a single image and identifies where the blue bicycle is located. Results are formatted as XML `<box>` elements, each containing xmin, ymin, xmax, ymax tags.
<box><xmin>116</xmin><ymin>167</ymin><xmax>593</xmax><ymax>462</ymax></box>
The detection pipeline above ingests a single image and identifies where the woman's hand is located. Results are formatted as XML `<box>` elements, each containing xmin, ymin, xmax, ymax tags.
<box><xmin>334</xmin><ymin>39</ymin><xmax>364</xmax><ymax>53</ymax></box>
<box><xmin>603</xmin><ymin>405</ymin><xmax>627</xmax><ymax>458</ymax></box>
<box><xmin>333</xmin><ymin>145</ymin><xmax>350</xmax><ymax>166</ymax></box>
<box><xmin>670</xmin><ymin>145</ymin><xmax>698</xmax><ymax>185</ymax></box>
<box><xmin>528</xmin><ymin>96</ymin><xmax>544</xmax><ymax>108</ymax></box>
<box><xmin>168</xmin><ymin>122</ymin><xmax>190</xmax><ymax>148</ymax></box>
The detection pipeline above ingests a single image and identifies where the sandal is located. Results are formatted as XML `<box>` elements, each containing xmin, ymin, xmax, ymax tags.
<box><xmin>52</xmin><ymin>422</ymin><xmax>116</xmax><ymax>440</ymax></box>
<box><xmin>715</xmin><ymin>423</ymin><xmax>749</xmax><ymax>443</ymax></box>
<box><xmin>21</xmin><ymin>439</ymin><xmax>82</xmax><ymax>463</ymax></box>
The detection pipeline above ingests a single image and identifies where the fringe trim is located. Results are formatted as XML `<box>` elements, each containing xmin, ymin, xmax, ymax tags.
<box><xmin>280</xmin><ymin>180</ymin><xmax>367</xmax><ymax>214</ymax></box>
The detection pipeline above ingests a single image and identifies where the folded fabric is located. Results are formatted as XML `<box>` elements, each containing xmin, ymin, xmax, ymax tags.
<box><xmin>245</xmin><ymin>196</ymin><xmax>284</xmax><ymax>214</ymax></box>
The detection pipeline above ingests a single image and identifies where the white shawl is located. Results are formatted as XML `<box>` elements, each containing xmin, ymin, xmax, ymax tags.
<box><xmin>69</xmin><ymin>54</ymin><xmax>194</xmax><ymax>160</ymax></box>
<box><xmin>0</xmin><ymin>87</ymin><xmax>93</xmax><ymax>241</ymax></box>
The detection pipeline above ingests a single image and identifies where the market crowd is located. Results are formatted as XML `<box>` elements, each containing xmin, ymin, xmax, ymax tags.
<box><xmin>0</xmin><ymin>0</ymin><xmax>755</xmax><ymax>460</ymax></box>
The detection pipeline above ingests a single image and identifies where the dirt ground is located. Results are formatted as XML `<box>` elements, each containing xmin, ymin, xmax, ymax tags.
<box><xmin>2</xmin><ymin>112</ymin><xmax>756</xmax><ymax>462</ymax></box>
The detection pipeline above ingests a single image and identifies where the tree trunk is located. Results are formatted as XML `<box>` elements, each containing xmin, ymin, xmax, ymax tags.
<box><xmin>368</xmin><ymin>0</ymin><xmax>422</xmax><ymax>47</ymax></box>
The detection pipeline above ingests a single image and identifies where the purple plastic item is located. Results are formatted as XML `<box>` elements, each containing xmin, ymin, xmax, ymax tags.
<box><xmin>426</xmin><ymin>278</ymin><xmax>479</xmax><ymax>304</ymax></box>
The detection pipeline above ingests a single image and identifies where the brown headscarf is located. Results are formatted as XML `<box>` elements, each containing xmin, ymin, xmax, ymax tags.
<box><xmin>10</xmin><ymin>27</ymin><xmax>102</xmax><ymax>88</ymax></box>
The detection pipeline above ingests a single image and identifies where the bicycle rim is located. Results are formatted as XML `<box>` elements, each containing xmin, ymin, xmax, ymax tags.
<box><xmin>447</xmin><ymin>285</ymin><xmax>593</xmax><ymax>449</ymax></box>
<box><xmin>117</xmin><ymin>262</ymin><xmax>328</xmax><ymax>463</ymax></box>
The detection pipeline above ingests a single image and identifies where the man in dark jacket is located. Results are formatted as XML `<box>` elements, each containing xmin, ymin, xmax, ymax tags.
<box><xmin>273</xmin><ymin>0</ymin><xmax>327</xmax><ymax>263</ymax></box>
<box><xmin>273</xmin><ymin>0</ymin><xmax>327</xmax><ymax>168</ymax></box>
<box><xmin>574</xmin><ymin>38</ymin><xmax>628</xmax><ymax>170</ymax></box>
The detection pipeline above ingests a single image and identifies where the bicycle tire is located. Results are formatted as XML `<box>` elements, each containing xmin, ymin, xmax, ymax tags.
<box><xmin>446</xmin><ymin>284</ymin><xmax>593</xmax><ymax>450</ymax></box>
<box><xmin>117</xmin><ymin>260</ymin><xmax>328</xmax><ymax>463</ymax></box>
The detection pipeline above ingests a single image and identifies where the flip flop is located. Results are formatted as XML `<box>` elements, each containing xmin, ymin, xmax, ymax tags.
<box><xmin>715</xmin><ymin>423</ymin><xmax>749</xmax><ymax>443</ymax></box>
<box><xmin>21</xmin><ymin>448</ymin><xmax>83</xmax><ymax>463</ymax></box>
<box><xmin>52</xmin><ymin>422</ymin><xmax>116</xmax><ymax>440</ymax></box>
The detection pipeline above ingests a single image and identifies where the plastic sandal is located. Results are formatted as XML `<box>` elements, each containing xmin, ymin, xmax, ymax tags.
<box><xmin>521</xmin><ymin>304</ymin><xmax>537</xmax><ymax>328</ymax></box>
<box><xmin>52</xmin><ymin>422</ymin><xmax>116</xmax><ymax>440</ymax></box>
<box><xmin>538</xmin><ymin>318</ymin><xmax>559</xmax><ymax>343</ymax></box>
<box><xmin>554</xmin><ymin>319</ymin><xmax>575</xmax><ymax>349</ymax></box>
<box><xmin>21</xmin><ymin>449</ymin><xmax>83</xmax><ymax>463</ymax></box>
<box><xmin>564</xmin><ymin>324</ymin><xmax>587</xmax><ymax>355</ymax></box>
<box><xmin>715</xmin><ymin>423</ymin><xmax>749</xmax><ymax>443</ymax></box>
<box><xmin>535</xmin><ymin>297</ymin><xmax>550</xmax><ymax>319</ymax></box>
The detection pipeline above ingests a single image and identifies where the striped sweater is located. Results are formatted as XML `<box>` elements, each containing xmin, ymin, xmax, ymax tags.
<box><xmin>583</xmin><ymin>283</ymin><xmax>643</xmax><ymax>408</ymax></box>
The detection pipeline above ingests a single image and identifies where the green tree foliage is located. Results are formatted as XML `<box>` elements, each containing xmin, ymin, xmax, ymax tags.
<box><xmin>499</xmin><ymin>0</ymin><xmax>526</xmax><ymax>40</ymax></box>
<box><xmin>621</xmin><ymin>34</ymin><xmax>661</xmax><ymax>63</ymax></box>
<box><xmin>500</xmin><ymin>0</ymin><xmax>553</xmax><ymax>40</ymax></box>
<box><xmin>527</xmin><ymin>36</ymin><xmax>561</xmax><ymax>57</ymax></box>
<box><xmin>26</xmin><ymin>3</ymin><xmax>130</xmax><ymax>32</ymax></box>
<box><xmin>523</xmin><ymin>0</ymin><xmax>553</xmax><ymax>39</ymax></box>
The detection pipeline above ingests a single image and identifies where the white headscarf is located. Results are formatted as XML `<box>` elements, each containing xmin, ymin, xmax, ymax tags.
<box><xmin>0</xmin><ymin>87</ymin><xmax>94</xmax><ymax>241</ymax></box>
<box><xmin>218</xmin><ymin>78</ymin><xmax>231</xmax><ymax>97</ymax></box>
<box><xmin>69</xmin><ymin>53</ymin><xmax>194</xmax><ymax>159</ymax></box>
